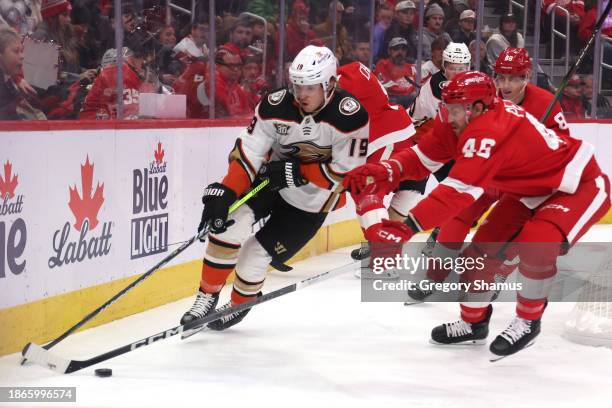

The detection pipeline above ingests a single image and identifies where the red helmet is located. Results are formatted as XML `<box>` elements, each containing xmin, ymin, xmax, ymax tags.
<box><xmin>441</xmin><ymin>71</ymin><xmax>496</xmax><ymax>107</ymax></box>
<box><xmin>494</xmin><ymin>48</ymin><xmax>532</xmax><ymax>75</ymax></box>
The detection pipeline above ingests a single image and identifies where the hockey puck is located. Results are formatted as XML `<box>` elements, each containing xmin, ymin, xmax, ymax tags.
<box><xmin>94</xmin><ymin>368</ymin><xmax>113</xmax><ymax>377</ymax></box>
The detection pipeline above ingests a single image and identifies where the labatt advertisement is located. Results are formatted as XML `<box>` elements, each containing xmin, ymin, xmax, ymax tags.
<box><xmin>131</xmin><ymin>142</ymin><xmax>169</xmax><ymax>259</ymax></box>
<box><xmin>48</xmin><ymin>156</ymin><xmax>113</xmax><ymax>268</ymax></box>
<box><xmin>0</xmin><ymin>160</ymin><xmax>26</xmax><ymax>279</ymax></box>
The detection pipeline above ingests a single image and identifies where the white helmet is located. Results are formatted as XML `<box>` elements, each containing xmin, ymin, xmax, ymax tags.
<box><xmin>443</xmin><ymin>42</ymin><xmax>471</xmax><ymax>64</ymax></box>
<box><xmin>289</xmin><ymin>45</ymin><xmax>338</xmax><ymax>105</ymax></box>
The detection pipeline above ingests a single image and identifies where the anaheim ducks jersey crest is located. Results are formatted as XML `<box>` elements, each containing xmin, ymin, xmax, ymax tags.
<box><xmin>231</xmin><ymin>87</ymin><xmax>369</xmax><ymax>213</ymax></box>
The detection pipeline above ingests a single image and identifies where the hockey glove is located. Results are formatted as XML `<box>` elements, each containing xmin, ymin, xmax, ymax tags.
<box><xmin>257</xmin><ymin>160</ymin><xmax>307</xmax><ymax>191</ymax></box>
<box><xmin>343</xmin><ymin>160</ymin><xmax>402</xmax><ymax>196</ymax></box>
<box><xmin>365</xmin><ymin>219</ymin><xmax>416</xmax><ymax>244</ymax></box>
<box><xmin>199</xmin><ymin>183</ymin><xmax>237</xmax><ymax>236</ymax></box>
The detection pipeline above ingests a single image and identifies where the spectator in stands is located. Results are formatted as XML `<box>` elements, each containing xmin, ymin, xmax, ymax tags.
<box><xmin>469</xmin><ymin>39</ymin><xmax>490</xmax><ymax>74</ymax></box>
<box><xmin>379</xmin><ymin>1</ymin><xmax>418</xmax><ymax>62</ymax></box>
<box><xmin>347</xmin><ymin>30</ymin><xmax>372</xmax><ymax>66</ymax></box>
<box><xmin>428</xmin><ymin>0</ymin><xmax>460</xmax><ymax>31</ymax></box>
<box><xmin>314</xmin><ymin>2</ymin><xmax>352</xmax><ymax>61</ymax></box>
<box><xmin>173</xmin><ymin>18</ymin><xmax>209</xmax><ymax>67</ymax></box>
<box><xmin>372</xmin><ymin>2</ymin><xmax>393</xmax><ymax>59</ymax></box>
<box><xmin>0</xmin><ymin>28</ymin><xmax>27</xmax><ymax>119</ymax></box>
<box><xmin>449</xmin><ymin>9</ymin><xmax>476</xmax><ymax>46</ymax></box>
<box><xmin>32</xmin><ymin>0</ymin><xmax>97</xmax><ymax>82</ymax></box>
<box><xmin>582</xmin><ymin>73</ymin><xmax>611</xmax><ymax>116</ymax></box>
<box><xmin>100</xmin><ymin>3</ymin><xmax>147</xmax><ymax>60</ymax></box>
<box><xmin>421</xmin><ymin>36</ymin><xmax>450</xmax><ymax>81</ymax></box>
<box><xmin>449</xmin><ymin>0</ymin><xmax>478</xmax><ymax>28</ymax></box>
<box><xmin>70</xmin><ymin>3</ymin><xmax>97</xmax><ymax>70</ymax></box>
<box><xmin>422</xmin><ymin>4</ymin><xmax>453</xmax><ymax>61</ymax></box>
<box><xmin>486</xmin><ymin>13</ymin><xmax>525</xmax><ymax>70</ymax></box>
<box><xmin>214</xmin><ymin>47</ymin><xmax>252</xmax><ymax>118</ymax></box>
<box><xmin>285</xmin><ymin>0</ymin><xmax>321</xmax><ymax>62</ymax></box>
<box><xmin>155</xmin><ymin>25</ymin><xmax>180</xmax><ymax>87</ymax></box>
<box><xmin>173</xmin><ymin>56</ymin><xmax>209</xmax><ymax>119</ymax></box>
<box><xmin>79</xmin><ymin>45</ymin><xmax>155</xmax><ymax>120</ymax></box>
<box><xmin>559</xmin><ymin>74</ymin><xmax>585</xmax><ymax>118</ymax></box>
<box><xmin>241</xmin><ymin>51</ymin><xmax>269</xmax><ymax>108</ymax></box>
<box><xmin>223</xmin><ymin>17</ymin><xmax>254</xmax><ymax>59</ymax></box>
<box><xmin>374</xmin><ymin>37</ymin><xmax>418</xmax><ymax>107</ymax></box>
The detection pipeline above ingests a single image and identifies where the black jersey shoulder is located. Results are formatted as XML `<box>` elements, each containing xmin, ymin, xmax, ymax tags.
<box><xmin>430</xmin><ymin>71</ymin><xmax>448</xmax><ymax>100</ymax></box>
<box><xmin>314</xmin><ymin>88</ymin><xmax>369</xmax><ymax>133</ymax></box>
<box><xmin>257</xmin><ymin>87</ymin><xmax>302</xmax><ymax>123</ymax></box>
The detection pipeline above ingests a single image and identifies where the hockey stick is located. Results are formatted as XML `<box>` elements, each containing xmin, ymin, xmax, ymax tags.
<box><xmin>22</xmin><ymin>260</ymin><xmax>358</xmax><ymax>374</ymax></box>
<box><xmin>540</xmin><ymin>0</ymin><xmax>612</xmax><ymax>122</ymax></box>
<box><xmin>20</xmin><ymin>179</ymin><xmax>269</xmax><ymax>365</ymax></box>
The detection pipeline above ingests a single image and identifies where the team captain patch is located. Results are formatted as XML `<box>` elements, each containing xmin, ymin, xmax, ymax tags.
<box><xmin>339</xmin><ymin>97</ymin><xmax>360</xmax><ymax>115</ymax></box>
<box><xmin>268</xmin><ymin>89</ymin><xmax>287</xmax><ymax>105</ymax></box>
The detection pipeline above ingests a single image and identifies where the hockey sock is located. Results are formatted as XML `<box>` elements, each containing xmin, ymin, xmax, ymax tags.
<box><xmin>231</xmin><ymin>286</ymin><xmax>260</xmax><ymax>305</ymax></box>
<box><xmin>460</xmin><ymin>303</ymin><xmax>490</xmax><ymax>323</ymax></box>
<box><xmin>516</xmin><ymin>295</ymin><xmax>547</xmax><ymax>320</ymax></box>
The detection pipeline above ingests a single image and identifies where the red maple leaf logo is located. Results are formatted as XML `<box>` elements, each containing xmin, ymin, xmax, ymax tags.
<box><xmin>68</xmin><ymin>156</ymin><xmax>105</xmax><ymax>231</ymax></box>
<box><xmin>154</xmin><ymin>142</ymin><xmax>165</xmax><ymax>164</ymax></box>
<box><xmin>0</xmin><ymin>160</ymin><xmax>18</xmax><ymax>200</ymax></box>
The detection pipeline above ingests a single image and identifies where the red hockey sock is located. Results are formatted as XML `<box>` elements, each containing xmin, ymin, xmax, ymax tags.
<box><xmin>200</xmin><ymin>261</ymin><xmax>234</xmax><ymax>293</ymax></box>
<box><xmin>460</xmin><ymin>304</ymin><xmax>490</xmax><ymax>323</ymax></box>
<box><xmin>231</xmin><ymin>287</ymin><xmax>258</xmax><ymax>305</ymax></box>
<box><xmin>516</xmin><ymin>295</ymin><xmax>547</xmax><ymax>320</ymax></box>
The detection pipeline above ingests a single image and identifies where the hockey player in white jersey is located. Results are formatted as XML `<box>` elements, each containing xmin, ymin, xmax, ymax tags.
<box><xmin>397</xmin><ymin>42</ymin><xmax>471</xmax><ymax>219</ymax></box>
<box><xmin>180</xmin><ymin>45</ymin><xmax>369</xmax><ymax>329</ymax></box>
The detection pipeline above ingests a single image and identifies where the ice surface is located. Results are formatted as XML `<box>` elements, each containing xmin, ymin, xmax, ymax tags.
<box><xmin>1</xmin><ymin>226</ymin><xmax>612</xmax><ymax>407</ymax></box>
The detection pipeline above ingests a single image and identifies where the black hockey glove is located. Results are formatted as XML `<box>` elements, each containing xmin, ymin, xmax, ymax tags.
<box><xmin>257</xmin><ymin>160</ymin><xmax>307</xmax><ymax>192</ymax></box>
<box><xmin>198</xmin><ymin>182</ymin><xmax>237</xmax><ymax>237</ymax></box>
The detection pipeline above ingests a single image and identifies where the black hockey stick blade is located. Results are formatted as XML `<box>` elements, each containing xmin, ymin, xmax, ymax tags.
<box><xmin>540</xmin><ymin>0</ymin><xmax>612</xmax><ymax>123</ymax></box>
<box><xmin>23</xmin><ymin>261</ymin><xmax>358</xmax><ymax>373</ymax></box>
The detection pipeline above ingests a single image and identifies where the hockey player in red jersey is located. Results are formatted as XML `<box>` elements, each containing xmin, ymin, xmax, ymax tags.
<box><xmin>409</xmin><ymin>48</ymin><xmax>572</xmax><ymax>300</ymax></box>
<box><xmin>180</xmin><ymin>45</ymin><xmax>369</xmax><ymax>330</ymax></box>
<box><xmin>336</xmin><ymin>61</ymin><xmax>415</xmax><ymax>267</ymax></box>
<box><xmin>344</xmin><ymin>71</ymin><xmax>610</xmax><ymax>358</ymax></box>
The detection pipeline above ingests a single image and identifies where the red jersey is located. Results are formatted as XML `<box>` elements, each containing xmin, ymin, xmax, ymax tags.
<box><xmin>214</xmin><ymin>73</ymin><xmax>253</xmax><ymax>118</ymax></box>
<box><xmin>173</xmin><ymin>61</ymin><xmax>209</xmax><ymax>118</ymax></box>
<box><xmin>392</xmin><ymin>99</ymin><xmax>599</xmax><ymax>230</ymax></box>
<box><xmin>338</xmin><ymin>62</ymin><xmax>415</xmax><ymax>162</ymax></box>
<box><xmin>373</xmin><ymin>59</ymin><xmax>417</xmax><ymax>96</ymax></box>
<box><xmin>80</xmin><ymin>63</ymin><xmax>146</xmax><ymax>119</ymax></box>
<box><xmin>518</xmin><ymin>83</ymin><xmax>569</xmax><ymax>135</ymax></box>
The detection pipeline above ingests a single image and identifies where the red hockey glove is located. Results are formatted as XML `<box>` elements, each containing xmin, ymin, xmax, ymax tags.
<box><xmin>343</xmin><ymin>160</ymin><xmax>402</xmax><ymax>196</ymax></box>
<box><xmin>364</xmin><ymin>219</ymin><xmax>416</xmax><ymax>244</ymax></box>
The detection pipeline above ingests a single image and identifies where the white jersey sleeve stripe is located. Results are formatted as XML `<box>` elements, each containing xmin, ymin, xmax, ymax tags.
<box><xmin>411</xmin><ymin>145</ymin><xmax>445</xmax><ymax>172</ymax></box>
<box><xmin>367</xmin><ymin>124</ymin><xmax>416</xmax><ymax>157</ymax></box>
<box><xmin>441</xmin><ymin>177</ymin><xmax>484</xmax><ymax>200</ymax></box>
<box><xmin>558</xmin><ymin>141</ymin><xmax>594</xmax><ymax>194</ymax></box>
<box><xmin>567</xmin><ymin>176</ymin><xmax>607</xmax><ymax>243</ymax></box>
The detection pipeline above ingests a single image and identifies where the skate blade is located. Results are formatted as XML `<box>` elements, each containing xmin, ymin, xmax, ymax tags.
<box><xmin>430</xmin><ymin>338</ymin><xmax>487</xmax><ymax>346</ymax></box>
<box><xmin>181</xmin><ymin>324</ymin><xmax>207</xmax><ymax>340</ymax></box>
<box><xmin>359</xmin><ymin>271</ymin><xmax>400</xmax><ymax>280</ymax></box>
<box><xmin>404</xmin><ymin>300</ymin><xmax>423</xmax><ymax>306</ymax></box>
<box><xmin>489</xmin><ymin>340</ymin><xmax>536</xmax><ymax>362</ymax></box>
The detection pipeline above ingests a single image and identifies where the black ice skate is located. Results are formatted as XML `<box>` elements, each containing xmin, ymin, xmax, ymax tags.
<box><xmin>407</xmin><ymin>278</ymin><xmax>438</xmax><ymax>303</ymax></box>
<box><xmin>430</xmin><ymin>305</ymin><xmax>492</xmax><ymax>345</ymax></box>
<box><xmin>351</xmin><ymin>244</ymin><xmax>371</xmax><ymax>261</ymax></box>
<box><xmin>180</xmin><ymin>289</ymin><xmax>219</xmax><ymax>325</ymax></box>
<box><xmin>490</xmin><ymin>273</ymin><xmax>508</xmax><ymax>302</ymax></box>
<box><xmin>489</xmin><ymin>316</ymin><xmax>541</xmax><ymax>361</ymax></box>
<box><xmin>421</xmin><ymin>227</ymin><xmax>440</xmax><ymax>257</ymax></box>
<box><xmin>208</xmin><ymin>292</ymin><xmax>262</xmax><ymax>331</ymax></box>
